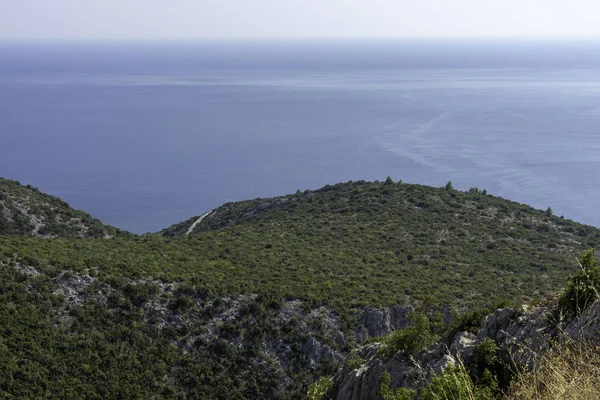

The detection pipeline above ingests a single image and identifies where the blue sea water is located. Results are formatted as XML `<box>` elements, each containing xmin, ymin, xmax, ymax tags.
<box><xmin>1</xmin><ymin>40</ymin><xmax>600</xmax><ymax>233</ymax></box>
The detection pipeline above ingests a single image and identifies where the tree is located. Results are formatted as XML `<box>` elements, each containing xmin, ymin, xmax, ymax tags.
<box><xmin>445</xmin><ymin>181</ymin><xmax>454</xmax><ymax>191</ymax></box>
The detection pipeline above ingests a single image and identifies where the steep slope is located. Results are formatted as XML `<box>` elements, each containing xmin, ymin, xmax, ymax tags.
<box><xmin>0</xmin><ymin>177</ymin><xmax>127</xmax><ymax>238</ymax></box>
<box><xmin>329</xmin><ymin>298</ymin><xmax>600</xmax><ymax>400</ymax></box>
<box><xmin>0</xmin><ymin>179</ymin><xmax>599</xmax><ymax>398</ymax></box>
<box><xmin>328</xmin><ymin>251</ymin><xmax>600</xmax><ymax>400</ymax></box>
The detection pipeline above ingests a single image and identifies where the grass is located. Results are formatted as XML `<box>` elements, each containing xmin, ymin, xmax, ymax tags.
<box><xmin>506</xmin><ymin>339</ymin><xmax>600</xmax><ymax>400</ymax></box>
<box><xmin>378</xmin><ymin>360</ymin><xmax>497</xmax><ymax>400</ymax></box>
<box><xmin>376</xmin><ymin>334</ymin><xmax>600</xmax><ymax>400</ymax></box>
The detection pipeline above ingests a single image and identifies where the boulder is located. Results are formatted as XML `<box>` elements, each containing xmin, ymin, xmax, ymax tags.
<box><xmin>450</xmin><ymin>331</ymin><xmax>477</xmax><ymax>359</ymax></box>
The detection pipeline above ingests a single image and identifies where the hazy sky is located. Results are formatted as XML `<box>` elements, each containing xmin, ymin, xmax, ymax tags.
<box><xmin>2</xmin><ymin>0</ymin><xmax>600</xmax><ymax>41</ymax></box>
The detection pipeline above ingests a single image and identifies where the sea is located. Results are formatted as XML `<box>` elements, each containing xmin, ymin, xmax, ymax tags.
<box><xmin>1</xmin><ymin>40</ymin><xmax>600</xmax><ymax>233</ymax></box>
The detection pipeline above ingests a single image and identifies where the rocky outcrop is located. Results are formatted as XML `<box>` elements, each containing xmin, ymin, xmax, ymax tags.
<box><xmin>54</xmin><ymin>273</ymin><xmax>96</xmax><ymax>307</ymax></box>
<box><xmin>13</xmin><ymin>263</ymin><xmax>417</xmax><ymax>394</ymax></box>
<box><xmin>477</xmin><ymin>306</ymin><xmax>554</xmax><ymax>368</ymax></box>
<box><xmin>330</xmin><ymin>301</ymin><xmax>600</xmax><ymax>400</ymax></box>
<box><xmin>331</xmin><ymin>342</ymin><xmax>456</xmax><ymax>400</ymax></box>
<box><xmin>356</xmin><ymin>305</ymin><xmax>414</xmax><ymax>341</ymax></box>
<box><xmin>449</xmin><ymin>331</ymin><xmax>477</xmax><ymax>359</ymax></box>
<box><xmin>565</xmin><ymin>300</ymin><xmax>600</xmax><ymax>340</ymax></box>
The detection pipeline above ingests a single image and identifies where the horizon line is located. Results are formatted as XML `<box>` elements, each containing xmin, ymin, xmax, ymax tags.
<box><xmin>3</xmin><ymin>36</ymin><xmax>600</xmax><ymax>44</ymax></box>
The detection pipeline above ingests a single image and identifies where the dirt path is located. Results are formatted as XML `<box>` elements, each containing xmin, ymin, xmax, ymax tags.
<box><xmin>185</xmin><ymin>211</ymin><xmax>213</xmax><ymax>235</ymax></box>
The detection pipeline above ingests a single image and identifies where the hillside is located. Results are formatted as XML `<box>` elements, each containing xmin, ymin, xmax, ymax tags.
<box><xmin>0</xmin><ymin>177</ymin><xmax>126</xmax><ymax>238</ymax></box>
<box><xmin>0</xmin><ymin>178</ymin><xmax>599</xmax><ymax>398</ymax></box>
<box><xmin>162</xmin><ymin>179</ymin><xmax>599</xmax><ymax>309</ymax></box>
<box><xmin>327</xmin><ymin>249</ymin><xmax>600</xmax><ymax>400</ymax></box>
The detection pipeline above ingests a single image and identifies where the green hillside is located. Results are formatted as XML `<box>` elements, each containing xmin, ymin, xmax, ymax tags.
<box><xmin>0</xmin><ymin>177</ymin><xmax>126</xmax><ymax>238</ymax></box>
<box><xmin>0</xmin><ymin>178</ymin><xmax>598</xmax><ymax>398</ymax></box>
<box><xmin>162</xmin><ymin>179</ymin><xmax>598</xmax><ymax>308</ymax></box>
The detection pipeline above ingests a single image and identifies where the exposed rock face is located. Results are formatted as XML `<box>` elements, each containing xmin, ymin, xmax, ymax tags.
<box><xmin>477</xmin><ymin>307</ymin><xmax>517</xmax><ymax>341</ymax></box>
<box><xmin>330</xmin><ymin>302</ymin><xmax>600</xmax><ymax>400</ymax></box>
<box><xmin>302</xmin><ymin>337</ymin><xmax>340</xmax><ymax>370</ymax></box>
<box><xmin>334</xmin><ymin>346</ymin><xmax>385</xmax><ymax>400</ymax></box>
<box><xmin>449</xmin><ymin>331</ymin><xmax>477</xmax><ymax>359</ymax></box>
<box><xmin>54</xmin><ymin>273</ymin><xmax>96</xmax><ymax>307</ymax></box>
<box><xmin>478</xmin><ymin>307</ymin><xmax>554</xmax><ymax>368</ymax></box>
<box><xmin>12</xmin><ymin>263</ymin><xmax>417</xmax><ymax>394</ymax></box>
<box><xmin>565</xmin><ymin>301</ymin><xmax>600</xmax><ymax>340</ymax></box>
<box><xmin>331</xmin><ymin>343</ymin><xmax>456</xmax><ymax>400</ymax></box>
<box><xmin>358</xmin><ymin>305</ymin><xmax>414</xmax><ymax>339</ymax></box>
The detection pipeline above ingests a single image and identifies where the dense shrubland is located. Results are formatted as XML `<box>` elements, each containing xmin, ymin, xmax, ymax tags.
<box><xmin>1</xmin><ymin>178</ymin><xmax>600</xmax><ymax>398</ymax></box>
<box><xmin>4</xmin><ymin>180</ymin><xmax>599</xmax><ymax>312</ymax></box>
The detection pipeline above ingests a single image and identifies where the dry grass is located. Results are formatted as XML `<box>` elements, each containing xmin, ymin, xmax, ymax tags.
<box><xmin>506</xmin><ymin>340</ymin><xmax>600</xmax><ymax>400</ymax></box>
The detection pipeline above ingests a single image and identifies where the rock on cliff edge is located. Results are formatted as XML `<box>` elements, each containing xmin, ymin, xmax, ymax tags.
<box><xmin>330</xmin><ymin>301</ymin><xmax>600</xmax><ymax>400</ymax></box>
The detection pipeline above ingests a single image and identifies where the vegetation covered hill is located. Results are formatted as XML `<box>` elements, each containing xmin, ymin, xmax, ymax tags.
<box><xmin>0</xmin><ymin>178</ymin><xmax>599</xmax><ymax>398</ymax></box>
<box><xmin>162</xmin><ymin>179</ymin><xmax>599</xmax><ymax>309</ymax></box>
<box><xmin>0</xmin><ymin>177</ymin><xmax>126</xmax><ymax>238</ymax></box>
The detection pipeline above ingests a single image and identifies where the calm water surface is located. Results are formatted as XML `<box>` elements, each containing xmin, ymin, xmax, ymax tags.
<box><xmin>1</xmin><ymin>41</ymin><xmax>600</xmax><ymax>233</ymax></box>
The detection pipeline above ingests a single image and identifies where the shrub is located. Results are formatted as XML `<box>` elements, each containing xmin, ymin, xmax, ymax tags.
<box><xmin>123</xmin><ymin>282</ymin><xmax>159</xmax><ymax>306</ymax></box>
<box><xmin>450</xmin><ymin>307</ymin><xmax>492</xmax><ymax>335</ymax></box>
<box><xmin>168</xmin><ymin>293</ymin><xmax>195</xmax><ymax>312</ymax></box>
<box><xmin>421</xmin><ymin>365</ymin><xmax>496</xmax><ymax>400</ymax></box>
<box><xmin>558</xmin><ymin>250</ymin><xmax>600</xmax><ymax>316</ymax></box>
<box><xmin>378</xmin><ymin>371</ymin><xmax>416</xmax><ymax>400</ymax></box>
<box><xmin>377</xmin><ymin>311</ymin><xmax>439</xmax><ymax>359</ymax></box>
<box><xmin>469</xmin><ymin>338</ymin><xmax>501</xmax><ymax>390</ymax></box>
<box><xmin>378</xmin><ymin>364</ymin><xmax>497</xmax><ymax>400</ymax></box>
<box><xmin>345</xmin><ymin>350</ymin><xmax>365</xmax><ymax>370</ymax></box>
<box><xmin>305</xmin><ymin>376</ymin><xmax>333</xmax><ymax>400</ymax></box>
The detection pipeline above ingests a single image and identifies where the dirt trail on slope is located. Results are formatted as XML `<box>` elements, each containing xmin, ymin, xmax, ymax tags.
<box><xmin>185</xmin><ymin>211</ymin><xmax>213</xmax><ymax>235</ymax></box>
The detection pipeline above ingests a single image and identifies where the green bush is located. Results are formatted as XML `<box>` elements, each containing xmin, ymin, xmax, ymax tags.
<box><xmin>558</xmin><ymin>249</ymin><xmax>600</xmax><ymax>316</ymax></box>
<box><xmin>378</xmin><ymin>364</ymin><xmax>498</xmax><ymax>400</ymax></box>
<box><xmin>377</xmin><ymin>311</ymin><xmax>440</xmax><ymax>359</ymax></box>
<box><xmin>345</xmin><ymin>349</ymin><xmax>366</xmax><ymax>370</ymax></box>
<box><xmin>421</xmin><ymin>365</ymin><xmax>496</xmax><ymax>400</ymax></box>
<box><xmin>378</xmin><ymin>371</ymin><xmax>416</xmax><ymax>400</ymax></box>
<box><xmin>469</xmin><ymin>338</ymin><xmax>501</xmax><ymax>390</ymax></box>
<box><xmin>1</xmin><ymin>179</ymin><xmax>600</xmax><ymax>398</ymax></box>
<box><xmin>305</xmin><ymin>376</ymin><xmax>333</xmax><ymax>400</ymax></box>
<box><xmin>450</xmin><ymin>307</ymin><xmax>492</xmax><ymax>335</ymax></box>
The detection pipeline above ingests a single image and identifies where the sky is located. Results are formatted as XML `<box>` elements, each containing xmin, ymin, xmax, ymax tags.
<box><xmin>1</xmin><ymin>0</ymin><xmax>600</xmax><ymax>41</ymax></box>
